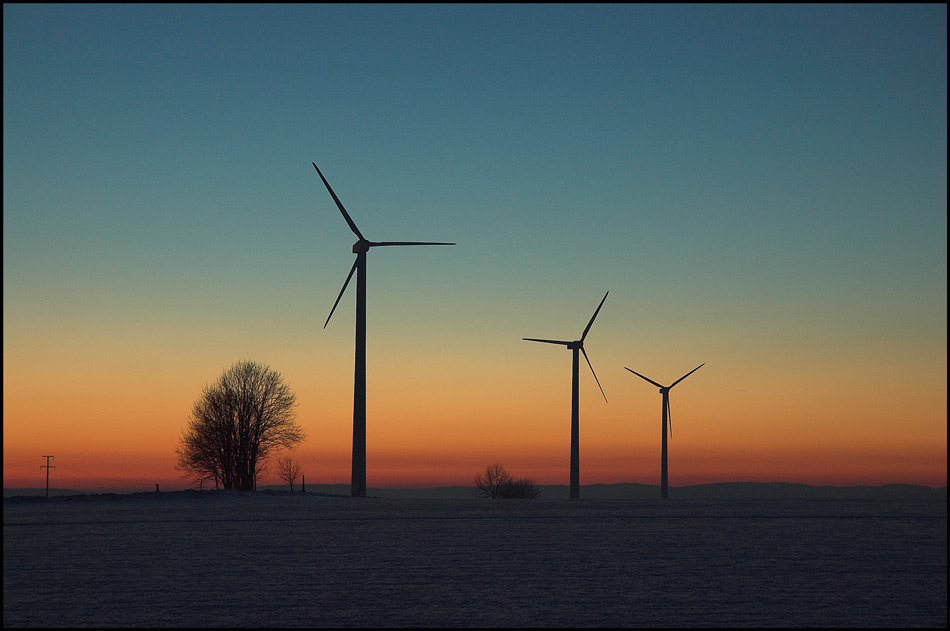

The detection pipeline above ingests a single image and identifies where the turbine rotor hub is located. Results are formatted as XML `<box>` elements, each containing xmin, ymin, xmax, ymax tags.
<box><xmin>352</xmin><ymin>239</ymin><xmax>371</xmax><ymax>254</ymax></box>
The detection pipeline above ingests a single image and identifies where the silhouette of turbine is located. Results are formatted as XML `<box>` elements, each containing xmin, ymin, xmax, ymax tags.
<box><xmin>314</xmin><ymin>163</ymin><xmax>455</xmax><ymax>497</ymax></box>
<box><xmin>524</xmin><ymin>291</ymin><xmax>609</xmax><ymax>499</ymax></box>
<box><xmin>624</xmin><ymin>363</ymin><xmax>704</xmax><ymax>499</ymax></box>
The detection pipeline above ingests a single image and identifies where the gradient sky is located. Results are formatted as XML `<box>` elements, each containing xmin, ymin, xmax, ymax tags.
<box><xmin>4</xmin><ymin>4</ymin><xmax>946</xmax><ymax>492</ymax></box>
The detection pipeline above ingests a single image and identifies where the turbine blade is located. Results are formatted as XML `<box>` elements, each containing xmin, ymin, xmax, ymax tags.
<box><xmin>582</xmin><ymin>347</ymin><xmax>607</xmax><ymax>403</ymax></box>
<box><xmin>667</xmin><ymin>396</ymin><xmax>673</xmax><ymax>440</ymax></box>
<box><xmin>523</xmin><ymin>338</ymin><xmax>572</xmax><ymax>346</ymax></box>
<box><xmin>580</xmin><ymin>291</ymin><xmax>609</xmax><ymax>342</ymax></box>
<box><xmin>372</xmin><ymin>241</ymin><xmax>456</xmax><ymax>247</ymax></box>
<box><xmin>313</xmin><ymin>163</ymin><xmax>364</xmax><ymax>241</ymax></box>
<box><xmin>669</xmin><ymin>363</ymin><xmax>705</xmax><ymax>389</ymax></box>
<box><xmin>324</xmin><ymin>258</ymin><xmax>358</xmax><ymax>328</ymax></box>
<box><xmin>624</xmin><ymin>367</ymin><xmax>664</xmax><ymax>389</ymax></box>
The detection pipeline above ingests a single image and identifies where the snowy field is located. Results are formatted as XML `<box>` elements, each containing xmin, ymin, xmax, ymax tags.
<box><xmin>4</xmin><ymin>491</ymin><xmax>946</xmax><ymax>628</ymax></box>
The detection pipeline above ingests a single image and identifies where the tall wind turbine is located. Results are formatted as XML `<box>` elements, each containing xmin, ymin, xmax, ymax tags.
<box><xmin>624</xmin><ymin>363</ymin><xmax>704</xmax><ymax>498</ymax></box>
<box><xmin>524</xmin><ymin>291</ymin><xmax>609</xmax><ymax>499</ymax></box>
<box><xmin>314</xmin><ymin>163</ymin><xmax>455</xmax><ymax>497</ymax></box>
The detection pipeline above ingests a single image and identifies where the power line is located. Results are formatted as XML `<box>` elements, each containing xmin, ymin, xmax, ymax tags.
<box><xmin>3</xmin><ymin>458</ymin><xmax>43</xmax><ymax>468</ymax></box>
<box><xmin>55</xmin><ymin>463</ymin><xmax>139</xmax><ymax>487</ymax></box>
<box><xmin>41</xmin><ymin>455</ymin><xmax>55</xmax><ymax>497</ymax></box>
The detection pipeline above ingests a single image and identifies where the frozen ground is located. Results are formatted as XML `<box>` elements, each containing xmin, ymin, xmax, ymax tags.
<box><xmin>3</xmin><ymin>491</ymin><xmax>946</xmax><ymax>627</ymax></box>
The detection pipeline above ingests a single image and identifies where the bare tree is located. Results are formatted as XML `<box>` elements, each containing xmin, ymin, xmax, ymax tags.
<box><xmin>176</xmin><ymin>360</ymin><xmax>306</xmax><ymax>492</ymax></box>
<box><xmin>474</xmin><ymin>463</ymin><xmax>512</xmax><ymax>499</ymax></box>
<box><xmin>474</xmin><ymin>463</ymin><xmax>541</xmax><ymax>499</ymax></box>
<box><xmin>276</xmin><ymin>455</ymin><xmax>303</xmax><ymax>491</ymax></box>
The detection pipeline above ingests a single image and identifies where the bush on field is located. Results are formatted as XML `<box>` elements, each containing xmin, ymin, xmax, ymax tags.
<box><xmin>474</xmin><ymin>463</ymin><xmax>541</xmax><ymax>499</ymax></box>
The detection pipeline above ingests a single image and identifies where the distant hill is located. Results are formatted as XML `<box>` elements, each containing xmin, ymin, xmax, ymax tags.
<box><xmin>7</xmin><ymin>482</ymin><xmax>945</xmax><ymax>500</ymax></box>
<box><xmin>4</xmin><ymin>488</ymin><xmax>91</xmax><ymax>498</ymax></box>
<box><xmin>307</xmin><ymin>482</ymin><xmax>947</xmax><ymax>500</ymax></box>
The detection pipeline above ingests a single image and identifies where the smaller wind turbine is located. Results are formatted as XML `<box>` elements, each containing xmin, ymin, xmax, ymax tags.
<box><xmin>624</xmin><ymin>363</ymin><xmax>704</xmax><ymax>499</ymax></box>
<box><xmin>524</xmin><ymin>291</ymin><xmax>609</xmax><ymax>499</ymax></box>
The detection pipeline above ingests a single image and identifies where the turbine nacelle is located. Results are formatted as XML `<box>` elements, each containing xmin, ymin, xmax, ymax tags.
<box><xmin>523</xmin><ymin>291</ymin><xmax>609</xmax><ymax>403</ymax></box>
<box><xmin>314</xmin><ymin>163</ymin><xmax>455</xmax><ymax>329</ymax></box>
<box><xmin>624</xmin><ymin>363</ymin><xmax>705</xmax><ymax>440</ymax></box>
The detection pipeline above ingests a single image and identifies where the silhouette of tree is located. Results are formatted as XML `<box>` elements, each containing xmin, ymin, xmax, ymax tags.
<box><xmin>498</xmin><ymin>477</ymin><xmax>542</xmax><ymax>499</ymax></box>
<box><xmin>474</xmin><ymin>462</ymin><xmax>510</xmax><ymax>498</ymax></box>
<box><xmin>176</xmin><ymin>360</ymin><xmax>305</xmax><ymax>492</ymax></box>
<box><xmin>474</xmin><ymin>463</ymin><xmax>541</xmax><ymax>499</ymax></box>
<box><xmin>276</xmin><ymin>454</ymin><xmax>303</xmax><ymax>491</ymax></box>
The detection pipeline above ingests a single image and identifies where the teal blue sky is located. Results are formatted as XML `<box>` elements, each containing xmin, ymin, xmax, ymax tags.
<box><xmin>4</xmin><ymin>4</ymin><xmax>947</xmax><ymax>490</ymax></box>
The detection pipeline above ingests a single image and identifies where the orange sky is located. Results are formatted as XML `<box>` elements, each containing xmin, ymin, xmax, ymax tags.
<box><xmin>4</xmin><ymin>333</ymin><xmax>946</xmax><ymax>491</ymax></box>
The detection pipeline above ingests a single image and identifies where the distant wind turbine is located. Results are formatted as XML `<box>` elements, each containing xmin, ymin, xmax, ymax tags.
<box><xmin>624</xmin><ymin>363</ymin><xmax>704</xmax><ymax>498</ymax></box>
<box><xmin>524</xmin><ymin>291</ymin><xmax>609</xmax><ymax>499</ymax></box>
<box><xmin>314</xmin><ymin>163</ymin><xmax>455</xmax><ymax>497</ymax></box>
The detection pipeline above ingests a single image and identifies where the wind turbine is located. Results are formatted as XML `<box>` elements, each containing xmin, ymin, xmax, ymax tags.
<box><xmin>624</xmin><ymin>363</ymin><xmax>704</xmax><ymax>498</ymax></box>
<box><xmin>524</xmin><ymin>291</ymin><xmax>609</xmax><ymax>499</ymax></box>
<box><xmin>314</xmin><ymin>163</ymin><xmax>455</xmax><ymax>497</ymax></box>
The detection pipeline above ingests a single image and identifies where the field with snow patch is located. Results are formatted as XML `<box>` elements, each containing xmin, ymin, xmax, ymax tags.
<box><xmin>4</xmin><ymin>491</ymin><xmax>946</xmax><ymax>627</ymax></box>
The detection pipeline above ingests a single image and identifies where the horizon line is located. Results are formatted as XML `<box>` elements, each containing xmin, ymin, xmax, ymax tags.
<box><xmin>6</xmin><ymin>480</ymin><xmax>947</xmax><ymax>493</ymax></box>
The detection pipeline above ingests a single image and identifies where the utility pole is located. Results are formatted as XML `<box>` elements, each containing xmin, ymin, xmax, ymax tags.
<box><xmin>41</xmin><ymin>456</ymin><xmax>55</xmax><ymax>497</ymax></box>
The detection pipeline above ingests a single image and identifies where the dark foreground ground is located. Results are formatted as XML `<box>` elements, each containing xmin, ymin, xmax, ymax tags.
<box><xmin>3</xmin><ymin>491</ymin><xmax>946</xmax><ymax>627</ymax></box>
